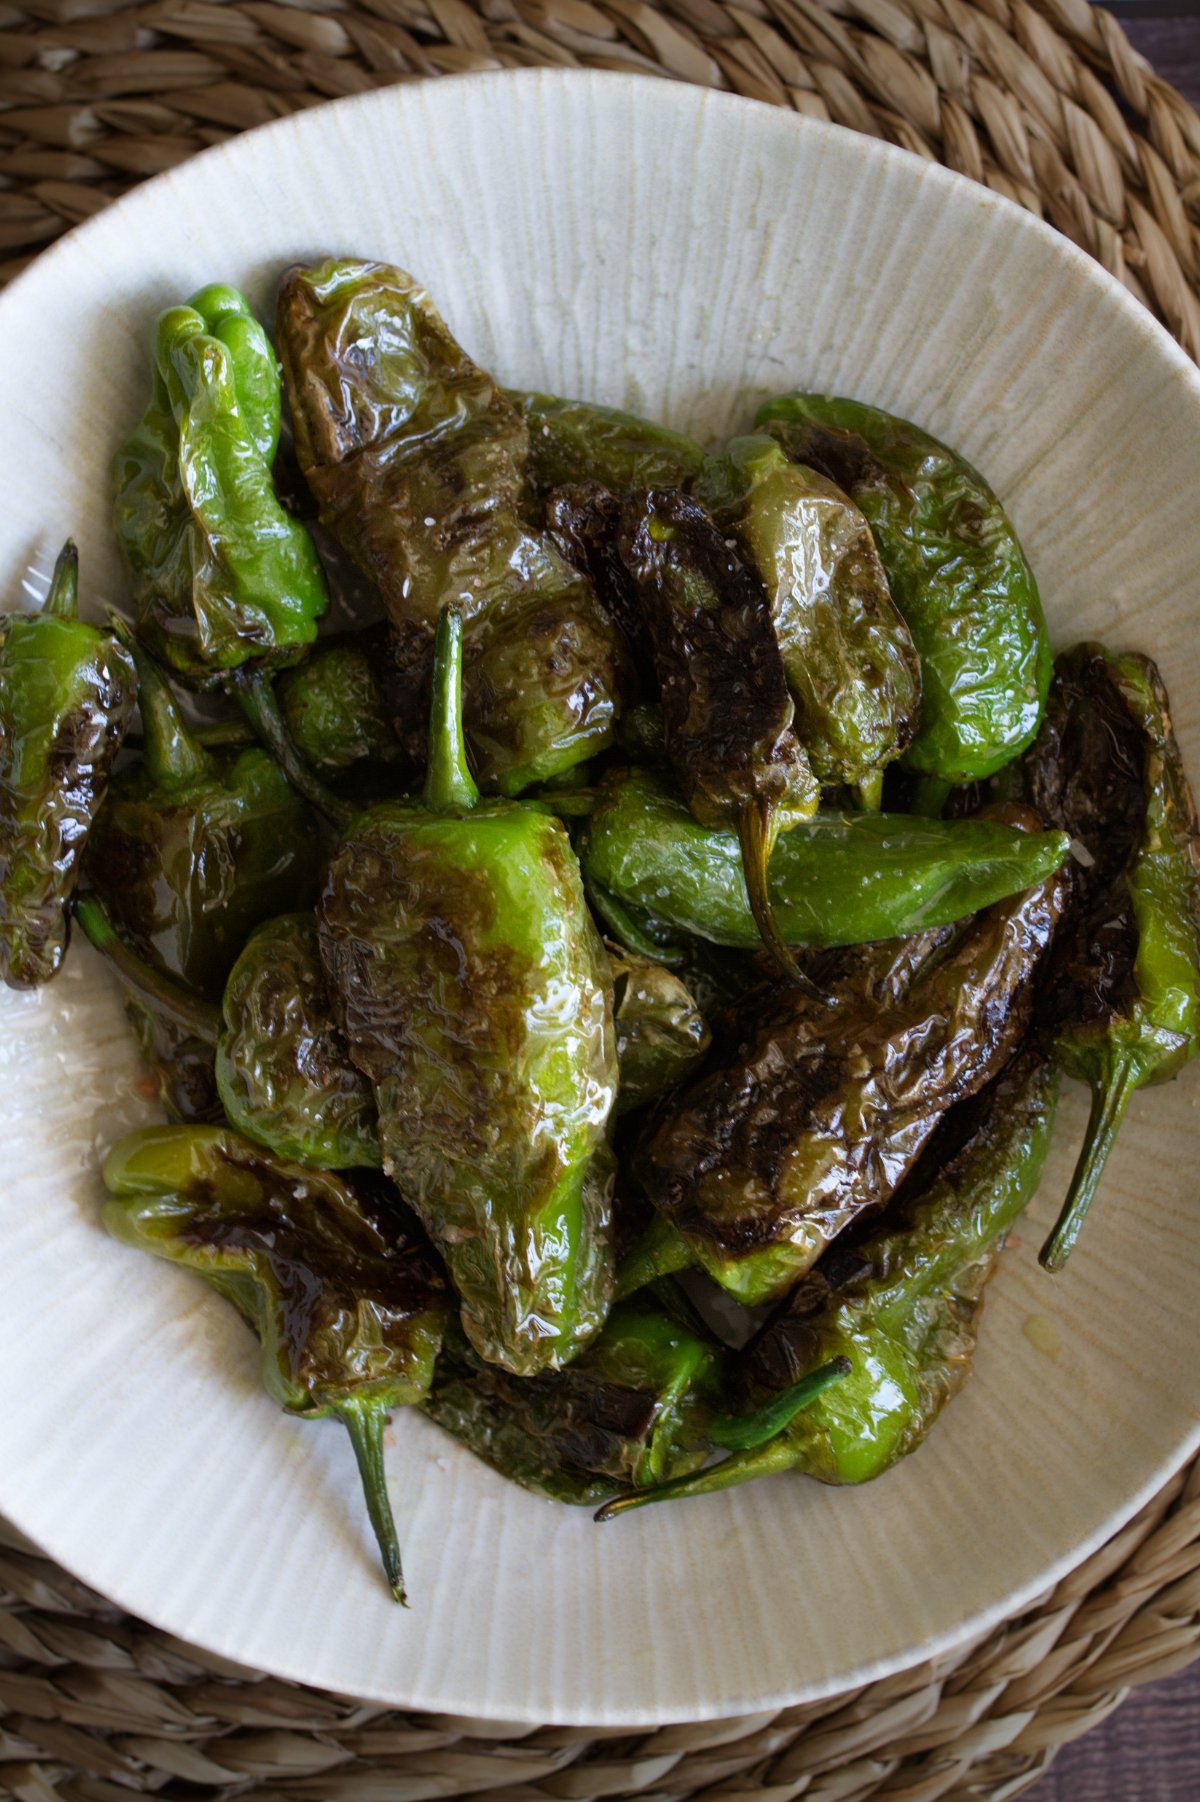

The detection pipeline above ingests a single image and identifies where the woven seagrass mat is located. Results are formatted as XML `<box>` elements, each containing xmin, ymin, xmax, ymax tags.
<box><xmin>3</xmin><ymin>2</ymin><xmax>1200</xmax><ymax>1797</ymax></box>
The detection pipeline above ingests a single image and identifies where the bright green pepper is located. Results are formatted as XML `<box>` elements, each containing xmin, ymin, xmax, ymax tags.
<box><xmin>599</xmin><ymin>1050</ymin><xmax>1059</xmax><ymax>1516</ymax></box>
<box><xmin>83</xmin><ymin>638</ymin><xmax>321</xmax><ymax>1002</ymax></box>
<box><xmin>580</xmin><ymin>766</ymin><xmax>1070</xmax><ymax>952</ymax></box>
<box><xmin>0</xmin><ymin>542</ymin><xmax>135</xmax><ymax>987</ymax></box>
<box><xmin>756</xmin><ymin>394</ymin><xmax>1051</xmax><ymax>783</ymax></box>
<box><xmin>509</xmin><ymin>391</ymin><xmax>706</xmax><ymax>497</ymax></box>
<box><xmin>113</xmin><ymin>284</ymin><xmax>329</xmax><ymax>685</ymax></box>
<box><xmin>1001</xmin><ymin>645</ymin><xmax>1200</xmax><ymax>1270</ymax></box>
<box><xmin>102</xmin><ymin>1125</ymin><xmax>449</xmax><ymax>1601</ymax></box>
<box><xmin>216</xmin><ymin>913</ymin><xmax>380</xmax><ymax>1169</ymax></box>
<box><xmin>319</xmin><ymin>607</ymin><xmax>618</xmax><ymax>1375</ymax></box>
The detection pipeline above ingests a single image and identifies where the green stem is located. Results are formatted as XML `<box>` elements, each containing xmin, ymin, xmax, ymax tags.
<box><xmin>233</xmin><ymin>666</ymin><xmax>353</xmax><ymax>831</ymax></box>
<box><xmin>334</xmin><ymin>1397</ymin><xmax>406</xmax><ymax>1605</ymax></box>
<box><xmin>422</xmin><ymin>606</ymin><xmax>479</xmax><ymax>815</ymax></box>
<box><xmin>614</xmin><ymin>1213</ymin><xmax>695</xmax><ymax>1300</ymax></box>
<box><xmin>909</xmin><ymin>776</ymin><xmax>952</xmax><ymax>820</ymax></box>
<box><xmin>595</xmin><ymin>1430</ymin><xmax>803</xmax><ymax>1521</ymax></box>
<box><xmin>108</xmin><ymin>613</ymin><xmax>212</xmax><ymax>789</ymax></box>
<box><xmin>709</xmin><ymin>1357</ymin><xmax>852</xmax><ymax>1451</ymax></box>
<box><xmin>74</xmin><ymin>895</ymin><xmax>221</xmax><ymax>1042</ymax></box>
<box><xmin>853</xmin><ymin>770</ymin><xmax>884</xmax><ymax>813</ymax></box>
<box><xmin>1040</xmin><ymin>1059</ymin><xmax>1141</xmax><ymax>1272</ymax></box>
<box><xmin>45</xmin><ymin>540</ymin><xmax>79</xmax><ymax>619</ymax></box>
<box><xmin>738</xmin><ymin>801</ymin><xmax>825</xmax><ymax>998</ymax></box>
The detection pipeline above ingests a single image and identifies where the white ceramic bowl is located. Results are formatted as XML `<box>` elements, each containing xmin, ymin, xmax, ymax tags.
<box><xmin>2</xmin><ymin>69</ymin><xmax>1200</xmax><ymax>1726</ymax></box>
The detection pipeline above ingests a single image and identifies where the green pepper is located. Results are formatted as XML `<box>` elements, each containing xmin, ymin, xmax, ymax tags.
<box><xmin>631</xmin><ymin>838</ymin><xmax>1066</xmax><ymax>1306</ymax></box>
<box><xmin>102</xmin><ymin>1125</ymin><xmax>449</xmax><ymax>1601</ymax></box>
<box><xmin>1</xmin><ymin>542</ymin><xmax>136</xmax><ymax>987</ymax></box>
<box><xmin>216</xmin><ymin>913</ymin><xmax>380</xmax><ymax>1169</ymax></box>
<box><xmin>756</xmin><ymin>394</ymin><xmax>1051</xmax><ymax>783</ymax></box>
<box><xmin>509</xmin><ymin>391</ymin><xmax>706</xmax><ymax>497</ymax></box>
<box><xmin>275</xmin><ymin>628</ymin><xmax>405</xmax><ymax>784</ymax></box>
<box><xmin>276</xmin><ymin>259</ymin><xmax>630</xmax><ymax>795</ymax></box>
<box><xmin>83</xmin><ymin>637</ymin><xmax>321</xmax><ymax>1001</ymax></box>
<box><xmin>609</xmin><ymin>946</ymin><xmax>710</xmax><ymax>1114</ymax></box>
<box><xmin>580</xmin><ymin>766</ymin><xmax>1070</xmax><ymax>952</ymax></box>
<box><xmin>320</xmin><ymin>606</ymin><xmax>618</xmax><ymax>1375</ymax></box>
<box><xmin>1000</xmin><ymin>646</ymin><xmax>1200</xmax><ymax>1270</ymax></box>
<box><xmin>425</xmin><ymin>1302</ymin><xmax>846</xmax><ymax>1504</ymax></box>
<box><xmin>113</xmin><ymin>284</ymin><xmax>329</xmax><ymax>685</ymax></box>
<box><xmin>702</xmin><ymin>436</ymin><xmax>921</xmax><ymax>808</ymax></box>
<box><xmin>599</xmin><ymin>1050</ymin><xmax>1059</xmax><ymax>1515</ymax></box>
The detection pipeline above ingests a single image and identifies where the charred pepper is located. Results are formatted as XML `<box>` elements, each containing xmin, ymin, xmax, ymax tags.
<box><xmin>609</xmin><ymin>946</ymin><xmax>710</xmax><ymax>1114</ymax></box>
<box><xmin>275</xmin><ymin>628</ymin><xmax>405</xmax><ymax>784</ymax></box>
<box><xmin>633</xmin><ymin>830</ymin><xmax>1066</xmax><ymax>1306</ymax></box>
<box><xmin>102</xmin><ymin>1125</ymin><xmax>449</xmax><ymax>1601</ymax></box>
<box><xmin>600</xmin><ymin>1050</ymin><xmax>1059</xmax><ymax>1514</ymax></box>
<box><xmin>580</xmin><ymin>766</ymin><xmax>1069</xmax><ymax>952</ymax></box>
<box><xmin>511</xmin><ymin>391</ymin><xmax>705</xmax><ymax>498</ymax></box>
<box><xmin>319</xmin><ymin>606</ymin><xmax>618</xmax><ymax>1375</ymax></box>
<box><xmin>1000</xmin><ymin>645</ymin><xmax>1200</xmax><ymax>1270</ymax></box>
<box><xmin>216</xmin><ymin>913</ymin><xmax>380</xmax><ymax>1169</ymax></box>
<box><xmin>0</xmin><ymin>542</ymin><xmax>135</xmax><ymax>987</ymax></box>
<box><xmin>756</xmin><ymin>394</ymin><xmax>1051</xmax><ymax>783</ymax></box>
<box><xmin>276</xmin><ymin>259</ymin><xmax>629</xmax><ymax>794</ymax></box>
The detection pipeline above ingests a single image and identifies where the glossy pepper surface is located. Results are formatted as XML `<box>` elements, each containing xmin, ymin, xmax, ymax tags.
<box><xmin>84</xmin><ymin>637</ymin><xmax>321</xmax><ymax>1001</ymax></box>
<box><xmin>634</xmin><ymin>833</ymin><xmax>1066</xmax><ymax>1305</ymax></box>
<box><xmin>102</xmin><ymin>1125</ymin><xmax>449</xmax><ymax>1600</ymax></box>
<box><xmin>704</xmin><ymin>435</ymin><xmax>920</xmax><ymax>806</ymax></box>
<box><xmin>756</xmin><ymin>394</ymin><xmax>1051</xmax><ymax>783</ymax></box>
<box><xmin>113</xmin><ymin>283</ymin><xmax>329</xmax><ymax>684</ymax></box>
<box><xmin>426</xmin><ymin>1301</ymin><xmax>847</xmax><ymax>1504</ymax></box>
<box><xmin>580</xmin><ymin>766</ymin><xmax>1070</xmax><ymax>952</ymax></box>
<box><xmin>1001</xmin><ymin>645</ymin><xmax>1200</xmax><ymax>1269</ymax></box>
<box><xmin>600</xmin><ymin>1050</ymin><xmax>1059</xmax><ymax>1514</ymax></box>
<box><xmin>216</xmin><ymin>913</ymin><xmax>380</xmax><ymax>1169</ymax></box>
<box><xmin>276</xmin><ymin>259</ymin><xmax>629</xmax><ymax>794</ymax></box>
<box><xmin>320</xmin><ymin>607</ymin><xmax>618</xmax><ymax>1375</ymax></box>
<box><xmin>609</xmin><ymin>946</ymin><xmax>710</xmax><ymax>1113</ymax></box>
<box><xmin>0</xmin><ymin>542</ymin><xmax>135</xmax><ymax>987</ymax></box>
<box><xmin>510</xmin><ymin>391</ymin><xmax>706</xmax><ymax>497</ymax></box>
<box><xmin>275</xmin><ymin>628</ymin><xmax>405</xmax><ymax>783</ymax></box>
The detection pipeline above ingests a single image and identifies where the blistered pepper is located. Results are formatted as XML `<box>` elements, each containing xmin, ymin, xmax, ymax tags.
<box><xmin>756</xmin><ymin>394</ymin><xmax>1051</xmax><ymax>784</ymax></box>
<box><xmin>102</xmin><ymin>1126</ymin><xmax>449</xmax><ymax>1600</ymax></box>
<box><xmin>216</xmin><ymin>913</ymin><xmax>380</xmax><ymax>1169</ymax></box>
<box><xmin>999</xmin><ymin>645</ymin><xmax>1200</xmax><ymax>1269</ymax></box>
<box><xmin>580</xmin><ymin>766</ymin><xmax>1069</xmax><ymax>953</ymax></box>
<box><xmin>83</xmin><ymin>636</ymin><xmax>321</xmax><ymax>1002</ymax></box>
<box><xmin>275</xmin><ymin>627</ymin><xmax>405</xmax><ymax>785</ymax></box>
<box><xmin>510</xmin><ymin>391</ymin><xmax>706</xmax><ymax>498</ymax></box>
<box><xmin>320</xmin><ymin>607</ymin><xmax>618</xmax><ymax>1375</ymax></box>
<box><xmin>0</xmin><ymin>543</ymin><xmax>136</xmax><ymax>987</ymax></box>
<box><xmin>631</xmin><ymin>835</ymin><xmax>1065</xmax><ymax>1306</ymax></box>
<box><xmin>276</xmin><ymin>259</ymin><xmax>629</xmax><ymax>794</ymax></box>
<box><xmin>609</xmin><ymin>946</ymin><xmax>710</xmax><ymax>1114</ymax></box>
<box><xmin>599</xmin><ymin>1050</ymin><xmax>1059</xmax><ymax>1515</ymax></box>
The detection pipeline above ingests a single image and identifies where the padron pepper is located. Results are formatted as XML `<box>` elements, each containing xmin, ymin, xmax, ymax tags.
<box><xmin>113</xmin><ymin>283</ymin><xmax>329</xmax><ymax>684</ymax></box>
<box><xmin>580</xmin><ymin>765</ymin><xmax>1070</xmax><ymax>953</ymax></box>
<box><xmin>319</xmin><ymin>606</ymin><xmax>618</xmax><ymax>1375</ymax></box>
<box><xmin>83</xmin><ymin>634</ymin><xmax>321</xmax><ymax>1002</ymax></box>
<box><xmin>0</xmin><ymin>542</ymin><xmax>135</xmax><ymax>987</ymax></box>
<box><xmin>275</xmin><ymin>627</ymin><xmax>405</xmax><ymax>786</ymax></box>
<box><xmin>630</xmin><ymin>823</ymin><xmax>1066</xmax><ymax>1306</ymax></box>
<box><xmin>998</xmin><ymin>645</ymin><xmax>1200</xmax><ymax>1270</ymax></box>
<box><xmin>102</xmin><ymin>1125</ymin><xmax>449</xmax><ymax>1601</ymax></box>
<box><xmin>756</xmin><ymin>394</ymin><xmax>1051</xmax><ymax>784</ymax></box>
<box><xmin>276</xmin><ymin>259</ymin><xmax>630</xmax><ymax>795</ymax></box>
<box><xmin>510</xmin><ymin>390</ymin><xmax>706</xmax><ymax>498</ymax></box>
<box><xmin>425</xmin><ymin>1302</ymin><xmax>847</xmax><ymax>1505</ymax></box>
<box><xmin>609</xmin><ymin>946</ymin><xmax>710</xmax><ymax>1114</ymax></box>
<box><xmin>700</xmin><ymin>435</ymin><xmax>921</xmax><ymax>808</ymax></box>
<box><xmin>216</xmin><ymin>913</ymin><xmax>380</xmax><ymax>1169</ymax></box>
<box><xmin>599</xmin><ymin>1049</ymin><xmax>1059</xmax><ymax>1515</ymax></box>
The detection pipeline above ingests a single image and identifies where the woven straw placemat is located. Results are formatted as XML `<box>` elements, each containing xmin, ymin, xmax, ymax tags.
<box><xmin>2</xmin><ymin>3</ymin><xmax>1200</xmax><ymax>1797</ymax></box>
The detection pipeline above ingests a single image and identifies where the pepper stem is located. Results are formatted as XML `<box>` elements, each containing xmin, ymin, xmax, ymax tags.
<box><xmin>1040</xmin><ymin>1059</ymin><xmax>1140</xmax><ymax>1272</ymax></box>
<box><xmin>910</xmin><ymin>776</ymin><xmax>952</xmax><ymax>820</ymax></box>
<box><xmin>615</xmin><ymin>1212</ymin><xmax>695</xmax><ymax>1300</ymax></box>
<box><xmin>333</xmin><ymin>1396</ymin><xmax>407</xmax><ymax>1605</ymax></box>
<box><xmin>738</xmin><ymin>801</ymin><xmax>824</xmax><ymax>997</ymax></box>
<box><xmin>423</xmin><ymin>606</ymin><xmax>479</xmax><ymax>815</ymax></box>
<box><xmin>74</xmin><ymin>895</ymin><xmax>222</xmax><ymax>1043</ymax></box>
<box><xmin>108</xmin><ymin>615</ymin><xmax>212</xmax><ymax>790</ymax></box>
<box><xmin>232</xmin><ymin>666</ymin><xmax>353</xmax><ymax>831</ymax></box>
<box><xmin>853</xmin><ymin>770</ymin><xmax>884</xmax><ymax>813</ymax></box>
<box><xmin>709</xmin><ymin>1356</ymin><xmax>852</xmax><ymax>1451</ymax></box>
<box><xmin>45</xmin><ymin>540</ymin><xmax>79</xmax><ymax>619</ymax></box>
<box><xmin>595</xmin><ymin>1430</ymin><xmax>802</xmax><ymax>1521</ymax></box>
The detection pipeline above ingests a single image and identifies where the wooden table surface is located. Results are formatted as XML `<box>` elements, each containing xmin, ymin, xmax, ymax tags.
<box><xmin>1025</xmin><ymin>16</ymin><xmax>1200</xmax><ymax>1797</ymax></box>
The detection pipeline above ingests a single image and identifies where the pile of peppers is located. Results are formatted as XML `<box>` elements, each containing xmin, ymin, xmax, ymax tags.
<box><xmin>5</xmin><ymin>258</ymin><xmax>1198</xmax><ymax>1605</ymax></box>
